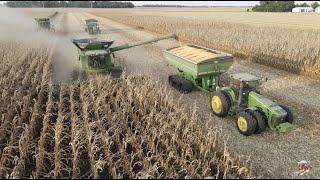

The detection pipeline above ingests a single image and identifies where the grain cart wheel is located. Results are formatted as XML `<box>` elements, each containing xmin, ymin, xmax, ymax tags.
<box><xmin>210</xmin><ymin>91</ymin><xmax>231</xmax><ymax>117</ymax></box>
<box><xmin>279</xmin><ymin>105</ymin><xmax>294</xmax><ymax>124</ymax></box>
<box><xmin>249</xmin><ymin>110</ymin><xmax>266</xmax><ymax>134</ymax></box>
<box><xmin>168</xmin><ymin>75</ymin><xmax>174</xmax><ymax>86</ymax></box>
<box><xmin>236</xmin><ymin>111</ymin><xmax>257</xmax><ymax>136</ymax></box>
<box><xmin>180</xmin><ymin>80</ymin><xmax>194</xmax><ymax>93</ymax></box>
<box><xmin>168</xmin><ymin>75</ymin><xmax>193</xmax><ymax>94</ymax></box>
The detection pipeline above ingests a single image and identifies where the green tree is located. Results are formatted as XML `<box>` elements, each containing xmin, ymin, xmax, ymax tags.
<box><xmin>311</xmin><ymin>2</ymin><xmax>320</xmax><ymax>9</ymax></box>
<box><xmin>252</xmin><ymin>1</ymin><xmax>295</xmax><ymax>12</ymax></box>
<box><xmin>295</xmin><ymin>2</ymin><xmax>310</xmax><ymax>7</ymax></box>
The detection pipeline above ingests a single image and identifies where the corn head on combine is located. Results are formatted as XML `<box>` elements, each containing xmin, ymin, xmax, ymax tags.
<box><xmin>164</xmin><ymin>44</ymin><xmax>294</xmax><ymax>136</ymax></box>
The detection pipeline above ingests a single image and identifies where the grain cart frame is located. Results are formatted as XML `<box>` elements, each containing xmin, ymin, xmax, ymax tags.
<box><xmin>72</xmin><ymin>33</ymin><xmax>177</xmax><ymax>77</ymax></box>
<box><xmin>85</xmin><ymin>19</ymin><xmax>101</xmax><ymax>35</ymax></box>
<box><xmin>34</xmin><ymin>18</ymin><xmax>54</xmax><ymax>31</ymax></box>
<box><xmin>163</xmin><ymin>44</ymin><xmax>294</xmax><ymax>136</ymax></box>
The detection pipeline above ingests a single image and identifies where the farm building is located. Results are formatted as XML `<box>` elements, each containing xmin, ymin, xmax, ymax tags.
<box><xmin>292</xmin><ymin>7</ymin><xmax>314</xmax><ymax>13</ymax></box>
<box><xmin>316</xmin><ymin>7</ymin><xmax>320</xmax><ymax>13</ymax></box>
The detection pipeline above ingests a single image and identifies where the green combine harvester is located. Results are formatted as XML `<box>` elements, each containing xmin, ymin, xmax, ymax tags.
<box><xmin>163</xmin><ymin>44</ymin><xmax>294</xmax><ymax>136</ymax></box>
<box><xmin>71</xmin><ymin>33</ymin><xmax>177</xmax><ymax>78</ymax></box>
<box><xmin>85</xmin><ymin>19</ymin><xmax>101</xmax><ymax>35</ymax></box>
<box><xmin>34</xmin><ymin>18</ymin><xmax>53</xmax><ymax>31</ymax></box>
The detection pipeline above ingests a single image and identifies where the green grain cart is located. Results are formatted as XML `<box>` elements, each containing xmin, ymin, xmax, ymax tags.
<box><xmin>72</xmin><ymin>33</ymin><xmax>177</xmax><ymax>78</ymax></box>
<box><xmin>164</xmin><ymin>44</ymin><xmax>294</xmax><ymax>136</ymax></box>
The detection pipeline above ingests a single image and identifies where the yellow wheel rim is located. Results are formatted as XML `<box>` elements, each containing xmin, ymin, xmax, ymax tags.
<box><xmin>237</xmin><ymin>116</ymin><xmax>248</xmax><ymax>132</ymax></box>
<box><xmin>211</xmin><ymin>96</ymin><xmax>222</xmax><ymax>113</ymax></box>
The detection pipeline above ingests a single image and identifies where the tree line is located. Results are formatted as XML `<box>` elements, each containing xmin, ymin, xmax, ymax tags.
<box><xmin>252</xmin><ymin>1</ymin><xmax>319</xmax><ymax>12</ymax></box>
<box><xmin>141</xmin><ymin>4</ymin><xmax>186</xmax><ymax>7</ymax></box>
<box><xmin>5</xmin><ymin>1</ymin><xmax>135</xmax><ymax>8</ymax></box>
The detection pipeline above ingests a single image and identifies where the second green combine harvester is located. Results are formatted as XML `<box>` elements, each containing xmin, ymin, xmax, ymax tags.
<box><xmin>164</xmin><ymin>44</ymin><xmax>294</xmax><ymax>136</ymax></box>
<box><xmin>34</xmin><ymin>18</ymin><xmax>53</xmax><ymax>31</ymax></box>
<box><xmin>85</xmin><ymin>19</ymin><xmax>101</xmax><ymax>35</ymax></box>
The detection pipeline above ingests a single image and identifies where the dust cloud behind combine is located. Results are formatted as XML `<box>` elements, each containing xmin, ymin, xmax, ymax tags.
<box><xmin>0</xmin><ymin>7</ymin><xmax>78</xmax><ymax>83</ymax></box>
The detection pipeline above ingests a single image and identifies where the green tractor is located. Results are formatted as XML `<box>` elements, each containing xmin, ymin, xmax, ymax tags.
<box><xmin>163</xmin><ymin>44</ymin><xmax>294</xmax><ymax>136</ymax></box>
<box><xmin>71</xmin><ymin>33</ymin><xmax>177</xmax><ymax>78</ymax></box>
<box><xmin>34</xmin><ymin>18</ymin><xmax>53</xmax><ymax>31</ymax></box>
<box><xmin>85</xmin><ymin>19</ymin><xmax>101</xmax><ymax>35</ymax></box>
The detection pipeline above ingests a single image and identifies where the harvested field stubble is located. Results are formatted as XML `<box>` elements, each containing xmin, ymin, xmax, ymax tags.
<box><xmin>92</xmin><ymin>13</ymin><xmax>320</xmax><ymax>79</ymax></box>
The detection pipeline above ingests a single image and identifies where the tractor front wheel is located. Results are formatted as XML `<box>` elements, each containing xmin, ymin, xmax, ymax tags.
<box><xmin>236</xmin><ymin>111</ymin><xmax>257</xmax><ymax>136</ymax></box>
<box><xmin>249</xmin><ymin>110</ymin><xmax>266</xmax><ymax>134</ymax></box>
<box><xmin>210</xmin><ymin>90</ymin><xmax>231</xmax><ymax>117</ymax></box>
<box><xmin>279</xmin><ymin>105</ymin><xmax>294</xmax><ymax>124</ymax></box>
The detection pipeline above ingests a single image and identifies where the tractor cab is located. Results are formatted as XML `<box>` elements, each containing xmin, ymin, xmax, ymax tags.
<box><xmin>229</xmin><ymin>73</ymin><xmax>262</xmax><ymax>94</ymax></box>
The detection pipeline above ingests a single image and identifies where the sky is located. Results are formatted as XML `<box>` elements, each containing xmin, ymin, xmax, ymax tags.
<box><xmin>131</xmin><ymin>1</ymin><xmax>319</xmax><ymax>7</ymax></box>
<box><xmin>0</xmin><ymin>1</ymin><xmax>318</xmax><ymax>7</ymax></box>
<box><xmin>130</xmin><ymin>1</ymin><xmax>259</xmax><ymax>6</ymax></box>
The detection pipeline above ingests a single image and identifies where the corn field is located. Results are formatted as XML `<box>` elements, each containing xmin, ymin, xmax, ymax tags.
<box><xmin>0</xmin><ymin>41</ymin><xmax>251</xmax><ymax>178</ymax></box>
<box><xmin>92</xmin><ymin>13</ymin><xmax>320</xmax><ymax>79</ymax></box>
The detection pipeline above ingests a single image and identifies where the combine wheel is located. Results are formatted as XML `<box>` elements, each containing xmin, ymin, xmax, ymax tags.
<box><xmin>210</xmin><ymin>90</ymin><xmax>231</xmax><ymax>117</ymax></box>
<box><xmin>236</xmin><ymin>111</ymin><xmax>257</xmax><ymax>136</ymax></box>
<box><xmin>279</xmin><ymin>105</ymin><xmax>294</xmax><ymax>124</ymax></box>
<box><xmin>249</xmin><ymin>110</ymin><xmax>266</xmax><ymax>134</ymax></box>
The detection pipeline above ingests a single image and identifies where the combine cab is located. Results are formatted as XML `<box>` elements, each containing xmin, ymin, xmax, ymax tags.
<box><xmin>163</xmin><ymin>44</ymin><xmax>294</xmax><ymax>136</ymax></box>
<box><xmin>34</xmin><ymin>18</ymin><xmax>53</xmax><ymax>31</ymax></box>
<box><xmin>85</xmin><ymin>19</ymin><xmax>101</xmax><ymax>35</ymax></box>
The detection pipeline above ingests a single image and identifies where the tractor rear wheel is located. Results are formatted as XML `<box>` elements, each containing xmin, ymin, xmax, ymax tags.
<box><xmin>236</xmin><ymin>111</ymin><xmax>257</xmax><ymax>136</ymax></box>
<box><xmin>210</xmin><ymin>90</ymin><xmax>231</xmax><ymax>117</ymax></box>
<box><xmin>279</xmin><ymin>105</ymin><xmax>294</xmax><ymax>124</ymax></box>
<box><xmin>249</xmin><ymin>110</ymin><xmax>266</xmax><ymax>134</ymax></box>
